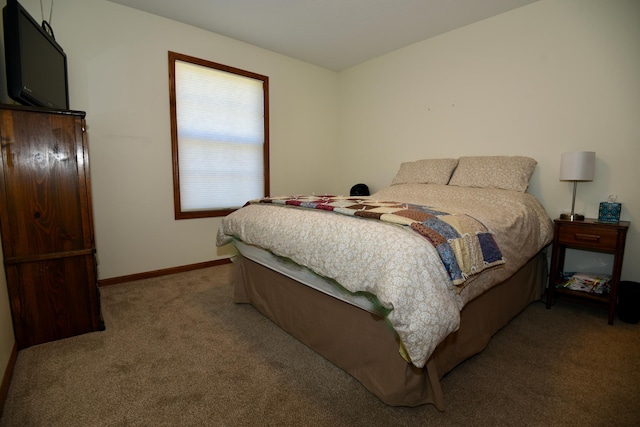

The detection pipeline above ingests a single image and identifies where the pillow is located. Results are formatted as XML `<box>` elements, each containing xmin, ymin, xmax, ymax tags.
<box><xmin>448</xmin><ymin>156</ymin><xmax>537</xmax><ymax>192</ymax></box>
<box><xmin>391</xmin><ymin>158</ymin><xmax>459</xmax><ymax>186</ymax></box>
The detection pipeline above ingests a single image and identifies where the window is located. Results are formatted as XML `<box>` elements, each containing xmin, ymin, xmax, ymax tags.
<box><xmin>168</xmin><ymin>51</ymin><xmax>269</xmax><ymax>219</ymax></box>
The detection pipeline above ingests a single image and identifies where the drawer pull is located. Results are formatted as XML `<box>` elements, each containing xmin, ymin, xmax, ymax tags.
<box><xmin>575</xmin><ymin>233</ymin><xmax>600</xmax><ymax>242</ymax></box>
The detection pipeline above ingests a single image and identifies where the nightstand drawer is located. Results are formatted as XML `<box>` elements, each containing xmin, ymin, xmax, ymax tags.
<box><xmin>558</xmin><ymin>225</ymin><xmax>618</xmax><ymax>251</ymax></box>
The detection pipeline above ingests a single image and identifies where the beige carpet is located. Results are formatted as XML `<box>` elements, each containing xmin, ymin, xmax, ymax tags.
<box><xmin>1</xmin><ymin>264</ymin><xmax>639</xmax><ymax>426</ymax></box>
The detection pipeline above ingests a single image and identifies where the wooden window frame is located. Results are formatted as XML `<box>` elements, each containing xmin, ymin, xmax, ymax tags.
<box><xmin>168</xmin><ymin>51</ymin><xmax>270</xmax><ymax>219</ymax></box>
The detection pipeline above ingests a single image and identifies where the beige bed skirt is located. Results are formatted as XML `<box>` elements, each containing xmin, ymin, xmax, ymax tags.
<box><xmin>232</xmin><ymin>251</ymin><xmax>547</xmax><ymax>410</ymax></box>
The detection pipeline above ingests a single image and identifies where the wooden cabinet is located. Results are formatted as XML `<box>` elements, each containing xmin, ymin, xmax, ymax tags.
<box><xmin>546</xmin><ymin>217</ymin><xmax>630</xmax><ymax>324</ymax></box>
<box><xmin>0</xmin><ymin>104</ymin><xmax>103</xmax><ymax>349</ymax></box>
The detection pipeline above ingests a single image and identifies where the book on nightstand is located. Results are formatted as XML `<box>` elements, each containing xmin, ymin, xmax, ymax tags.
<box><xmin>559</xmin><ymin>272</ymin><xmax>611</xmax><ymax>295</ymax></box>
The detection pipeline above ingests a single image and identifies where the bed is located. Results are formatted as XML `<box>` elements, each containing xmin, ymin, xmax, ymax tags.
<box><xmin>217</xmin><ymin>156</ymin><xmax>554</xmax><ymax>410</ymax></box>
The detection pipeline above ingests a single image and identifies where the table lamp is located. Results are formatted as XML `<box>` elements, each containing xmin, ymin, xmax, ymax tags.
<box><xmin>559</xmin><ymin>151</ymin><xmax>595</xmax><ymax>221</ymax></box>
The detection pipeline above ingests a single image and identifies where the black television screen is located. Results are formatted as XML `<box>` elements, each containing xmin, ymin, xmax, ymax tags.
<box><xmin>3</xmin><ymin>0</ymin><xmax>69</xmax><ymax>109</ymax></box>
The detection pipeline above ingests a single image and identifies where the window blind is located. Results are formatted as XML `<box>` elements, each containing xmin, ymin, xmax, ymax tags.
<box><xmin>174</xmin><ymin>60</ymin><xmax>265</xmax><ymax>211</ymax></box>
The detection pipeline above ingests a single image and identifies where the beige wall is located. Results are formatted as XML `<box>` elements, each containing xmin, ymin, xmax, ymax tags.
<box><xmin>11</xmin><ymin>0</ymin><xmax>341</xmax><ymax>280</ymax></box>
<box><xmin>13</xmin><ymin>0</ymin><xmax>635</xmax><ymax>282</ymax></box>
<box><xmin>338</xmin><ymin>0</ymin><xmax>640</xmax><ymax>281</ymax></box>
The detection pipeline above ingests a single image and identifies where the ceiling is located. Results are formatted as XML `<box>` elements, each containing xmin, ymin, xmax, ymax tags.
<box><xmin>107</xmin><ymin>0</ymin><xmax>539</xmax><ymax>71</ymax></box>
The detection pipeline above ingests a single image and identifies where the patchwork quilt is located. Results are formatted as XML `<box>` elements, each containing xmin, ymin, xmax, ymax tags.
<box><xmin>251</xmin><ymin>195</ymin><xmax>505</xmax><ymax>286</ymax></box>
<box><xmin>218</xmin><ymin>184</ymin><xmax>554</xmax><ymax>367</ymax></box>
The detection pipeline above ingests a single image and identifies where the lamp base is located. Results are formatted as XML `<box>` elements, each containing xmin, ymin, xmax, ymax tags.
<box><xmin>560</xmin><ymin>213</ymin><xmax>585</xmax><ymax>221</ymax></box>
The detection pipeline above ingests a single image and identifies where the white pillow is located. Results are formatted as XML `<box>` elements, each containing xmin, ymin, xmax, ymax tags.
<box><xmin>391</xmin><ymin>158</ymin><xmax>459</xmax><ymax>186</ymax></box>
<box><xmin>448</xmin><ymin>156</ymin><xmax>537</xmax><ymax>192</ymax></box>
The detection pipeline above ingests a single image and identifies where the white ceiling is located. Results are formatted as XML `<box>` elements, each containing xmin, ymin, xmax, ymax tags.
<box><xmin>107</xmin><ymin>0</ymin><xmax>538</xmax><ymax>71</ymax></box>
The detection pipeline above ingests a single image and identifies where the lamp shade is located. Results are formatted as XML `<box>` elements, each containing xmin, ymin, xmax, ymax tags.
<box><xmin>560</xmin><ymin>151</ymin><xmax>595</xmax><ymax>181</ymax></box>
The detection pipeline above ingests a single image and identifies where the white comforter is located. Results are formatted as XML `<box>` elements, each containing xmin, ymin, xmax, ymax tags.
<box><xmin>216</xmin><ymin>184</ymin><xmax>553</xmax><ymax>367</ymax></box>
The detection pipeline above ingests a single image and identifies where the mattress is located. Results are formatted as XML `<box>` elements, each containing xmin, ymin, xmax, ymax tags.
<box><xmin>217</xmin><ymin>183</ymin><xmax>554</xmax><ymax>367</ymax></box>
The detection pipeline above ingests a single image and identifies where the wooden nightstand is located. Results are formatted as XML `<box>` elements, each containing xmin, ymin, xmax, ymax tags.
<box><xmin>546</xmin><ymin>218</ymin><xmax>630</xmax><ymax>324</ymax></box>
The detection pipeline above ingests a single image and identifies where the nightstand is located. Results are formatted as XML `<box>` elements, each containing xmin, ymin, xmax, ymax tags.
<box><xmin>546</xmin><ymin>218</ymin><xmax>630</xmax><ymax>324</ymax></box>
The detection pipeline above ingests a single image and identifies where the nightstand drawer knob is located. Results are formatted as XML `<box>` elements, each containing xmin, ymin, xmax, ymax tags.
<box><xmin>575</xmin><ymin>233</ymin><xmax>600</xmax><ymax>242</ymax></box>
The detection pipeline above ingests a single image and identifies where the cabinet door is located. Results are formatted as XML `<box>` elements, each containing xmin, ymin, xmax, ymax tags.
<box><xmin>0</xmin><ymin>109</ymin><xmax>92</xmax><ymax>258</ymax></box>
<box><xmin>6</xmin><ymin>255</ymin><xmax>98</xmax><ymax>348</ymax></box>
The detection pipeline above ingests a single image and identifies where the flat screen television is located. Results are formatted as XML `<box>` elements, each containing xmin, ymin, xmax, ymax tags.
<box><xmin>3</xmin><ymin>0</ymin><xmax>69</xmax><ymax>109</ymax></box>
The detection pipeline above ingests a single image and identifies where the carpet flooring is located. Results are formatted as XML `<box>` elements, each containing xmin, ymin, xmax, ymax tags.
<box><xmin>1</xmin><ymin>263</ymin><xmax>639</xmax><ymax>426</ymax></box>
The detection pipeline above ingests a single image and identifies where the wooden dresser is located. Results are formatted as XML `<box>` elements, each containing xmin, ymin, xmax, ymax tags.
<box><xmin>0</xmin><ymin>104</ymin><xmax>104</xmax><ymax>349</ymax></box>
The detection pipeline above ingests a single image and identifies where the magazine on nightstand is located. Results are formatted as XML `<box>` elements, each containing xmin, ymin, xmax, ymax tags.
<box><xmin>559</xmin><ymin>272</ymin><xmax>611</xmax><ymax>294</ymax></box>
